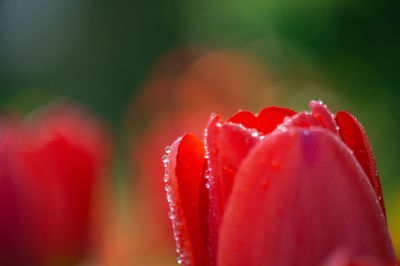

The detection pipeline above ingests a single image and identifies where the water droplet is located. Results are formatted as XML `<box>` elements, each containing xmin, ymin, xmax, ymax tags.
<box><xmin>283</xmin><ymin>116</ymin><xmax>291</xmax><ymax>123</ymax></box>
<box><xmin>216</xmin><ymin>121</ymin><xmax>223</xmax><ymax>127</ymax></box>
<box><xmin>204</xmin><ymin>169</ymin><xmax>210</xmax><ymax>177</ymax></box>
<box><xmin>162</xmin><ymin>155</ymin><xmax>169</xmax><ymax>163</ymax></box>
<box><xmin>165</xmin><ymin>146</ymin><xmax>171</xmax><ymax>154</ymax></box>
<box><xmin>169</xmin><ymin>211</ymin><xmax>176</xmax><ymax>219</ymax></box>
<box><xmin>177</xmin><ymin>256</ymin><xmax>182</xmax><ymax>264</ymax></box>
<box><xmin>278</xmin><ymin>126</ymin><xmax>287</xmax><ymax>132</ymax></box>
<box><xmin>250</xmin><ymin>129</ymin><xmax>259</xmax><ymax>137</ymax></box>
<box><xmin>205</xmin><ymin>182</ymin><xmax>210</xmax><ymax>189</ymax></box>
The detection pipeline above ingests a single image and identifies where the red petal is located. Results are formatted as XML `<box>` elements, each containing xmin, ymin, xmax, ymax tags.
<box><xmin>335</xmin><ymin>111</ymin><xmax>385</xmax><ymax>217</ymax></box>
<box><xmin>198</xmin><ymin>163</ymin><xmax>210</xmax><ymax>260</ymax></box>
<box><xmin>281</xmin><ymin>112</ymin><xmax>320</xmax><ymax>129</ymax></box>
<box><xmin>309</xmin><ymin>100</ymin><xmax>339</xmax><ymax>134</ymax></box>
<box><xmin>323</xmin><ymin>249</ymin><xmax>394</xmax><ymax>266</ymax></box>
<box><xmin>164</xmin><ymin>133</ymin><xmax>208</xmax><ymax>266</ymax></box>
<box><xmin>228</xmin><ymin>111</ymin><xmax>257</xmax><ymax>129</ymax></box>
<box><xmin>256</xmin><ymin>107</ymin><xmax>296</xmax><ymax>134</ymax></box>
<box><xmin>203</xmin><ymin>115</ymin><xmax>260</xmax><ymax>265</ymax></box>
<box><xmin>218</xmin><ymin>127</ymin><xmax>395</xmax><ymax>266</ymax></box>
<box><xmin>206</xmin><ymin>116</ymin><xmax>261</xmax><ymax>208</ymax></box>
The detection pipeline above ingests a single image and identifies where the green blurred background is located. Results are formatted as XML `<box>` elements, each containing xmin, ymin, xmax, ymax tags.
<box><xmin>1</xmin><ymin>0</ymin><xmax>399</xmax><ymax>259</ymax></box>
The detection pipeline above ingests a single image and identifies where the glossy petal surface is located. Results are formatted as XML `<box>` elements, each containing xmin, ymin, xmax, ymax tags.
<box><xmin>203</xmin><ymin>116</ymin><xmax>260</xmax><ymax>264</ymax></box>
<box><xmin>218</xmin><ymin>128</ymin><xmax>395</xmax><ymax>266</ymax></box>
<box><xmin>164</xmin><ymin>134</ymin><xmax>208</xmax><ymax>266</ymax></box>
<box><xmin>309</xmin><ymin>100</ymin><xmax>338</xmax><ymax>134</ymax></box>
<box><xmin>280</xmin><ymin>112</ymin><xmax>320</xmax><ymax>128</ymax></box>
<box><xmin>335</xmin><ymin>111</ymin><xmax>384</xmax><ymax>216</ymax></box>
<box><xmin>228</xmin><ymin>111</ymin><xmax>257</xmax><ymax>129</ymax></box>
<box><xmin>227</xmin><ymin>107</ymin><xmax>296</xmax><ymax>134</ymax></box>
<box><xmin>256</xmin><ymin>106</ymin><xmax>296</xmax><ymax>134</ymax></box>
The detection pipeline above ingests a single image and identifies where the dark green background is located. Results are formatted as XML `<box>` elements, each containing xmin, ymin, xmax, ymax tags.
<box><xmin>1</xmin><ymin>0</ymin><xmax>399</xmax><ymax>199</ymax></box>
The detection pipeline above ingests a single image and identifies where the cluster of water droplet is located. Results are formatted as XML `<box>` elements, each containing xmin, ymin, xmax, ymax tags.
<box><xmin>204</xmin><ymin>128</ymin><xmax>212</xmax><ymax>191</ymax></box>
<box><xmin>162</xmin><ymin>141</ymin><xmax>188</xmax><ymax>265</ymax></box>
<box><xmin>225</xmin><ymin>120</ymin><xmax>266</xmax><ymax>140</ymax></box>
<box><xmin>164</xmin><ymin>117</ymin><xmax>272</xmax><ymax>264</ymax></box>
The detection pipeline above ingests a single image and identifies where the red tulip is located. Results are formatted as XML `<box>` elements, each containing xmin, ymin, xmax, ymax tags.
<box><xmin>163</xmin><ymin>100</ymin><xmax>396</xmax><ymax>265</ymax></box>
<box><xmin>0</xmin><ymin>103</ymin><xmax>110</xmax><ymax>266</ymax></box>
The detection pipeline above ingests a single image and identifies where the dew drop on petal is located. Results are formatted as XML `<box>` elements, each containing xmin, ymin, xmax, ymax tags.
<box><xmin>162</xmin><ymin>154</ymin><xmax>169</xmax><ymax>163</ymax></box>
<box><xmin>283</xmin><ymin>116</ymin><xmax>292</xmax><ymax>123</ymax></box>
<box><xmin>250</xmin><ymin>129</ymin><xmax>259</xmax><ymax>137</ymax></box>
<box><xmin>277</xmin><ymin>125</ymin><xmax>288</xmax><ymax>132</ymax></box>
<box><xmin>165</xmin><ymin>146</ymin><xmax>171</xmax><ymax>154</ymax></box>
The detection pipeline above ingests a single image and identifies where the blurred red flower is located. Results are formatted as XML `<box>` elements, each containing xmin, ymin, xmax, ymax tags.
<box><xmin>164</xmin><ymin>100</ymin><xmax>396</xmax><ymax>265</ymax></box>
<box><xmin>0</xmin><ymin>103</ymin><xmax>111</xmax><ymax>266</ymax></box>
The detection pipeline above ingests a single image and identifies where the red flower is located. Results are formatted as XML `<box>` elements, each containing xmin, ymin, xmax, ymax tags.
<box><xmin>163</xmin><ymin>100</ymin><xmax>396</xmax><ymax>265</ymax></box>
<box><xmin>0</xmin><ymin>103</ymin><xmax>111</xmax><ymax>266</ymax></box>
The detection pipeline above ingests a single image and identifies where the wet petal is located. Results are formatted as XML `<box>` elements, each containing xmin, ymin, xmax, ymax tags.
<box><xmin>218</xmin><ymin>127</ymin><xmax>395</xmax><ymax>266</ymax></box>
<box><xmin>335</xmin><ymin>111</ymin><xmax>385</xmax><ymax>217</ymax></box>
<box><xmin>164</xmin><ymin>134</ymin><xmax>208</xmax><ymax>266</ymax></box>
<box><xmin>228</xmin><ymin>111</ymin><xmax>257</xmax><ymax>129</ymax></box>
<box><xmin>280</xmin><ymin>112</ymin><xmax>320</xmax><ymax>129</ymax></box>
<box><xmin>309</xmin><ymin>100</ymin><xmax>339</xmax><ymax>134</ymax></box>
<box><xmin>228</xmin><ymin>107</ymin><xmax>295</xmax><ymax>134</ymax></box>
<box><xmin>256</xmin><ymin>107</ymin><xmax>296</xmax><ymax>134</ymax></box>
<box><xmin>203</xmin><ymin>115</ymin><xmax>260</xmax><ymax>264</ymax></box>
